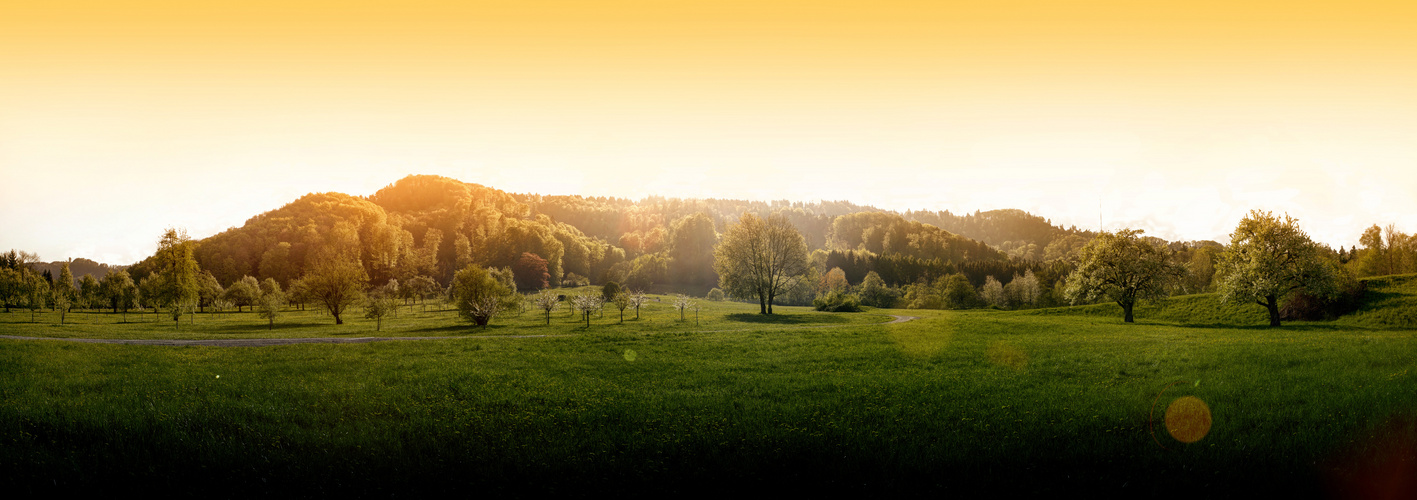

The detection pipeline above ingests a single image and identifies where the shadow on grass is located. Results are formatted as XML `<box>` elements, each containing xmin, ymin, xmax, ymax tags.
<box><xmin>723</xmin><ymin>313</ymin><xmax>851</xmax><ymax>325</ymax></box>
<box><xmin>409</xmin><ymin>323</ymin><xmax>509</xmax><ymax>335</ymax></box>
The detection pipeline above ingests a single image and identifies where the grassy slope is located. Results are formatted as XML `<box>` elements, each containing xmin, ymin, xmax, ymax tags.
<box><xmin>1</xmin><ymin>284</ymin><xmax>1415</xmax><ymax>497</ymax></box>
<box><xmin>1026</xmin><ymin>273</ymin><xmax>1417</xmax><ymax>330</ymax></box>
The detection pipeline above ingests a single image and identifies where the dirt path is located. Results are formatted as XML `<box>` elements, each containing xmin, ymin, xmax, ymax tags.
<box><xmin>0</xmin><ymin>315</ymin><xmax>921</xmax><ymax>348</ymax></box>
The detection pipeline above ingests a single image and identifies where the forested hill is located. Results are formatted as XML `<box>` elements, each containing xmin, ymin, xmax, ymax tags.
<box><xmin>122</xmin><ymin>174</ymin><xmax>1093</xmax><ymax>293</ymax></box>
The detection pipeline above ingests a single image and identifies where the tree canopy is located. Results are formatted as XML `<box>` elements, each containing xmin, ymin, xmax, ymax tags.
<box><xmin>1064</xmin><ymin>229</ymin><xmax>1182</xmax><ymax>323</ymax></box>
<box><xmin>451</xmin><ymin>265</ymin><xmax>517</xmax><ymax>327</ymax></box>
<box><xmin>1216</xmin><ymin>210</ymin><xmax>1337</xmax><ymax>327</ymax></box>
<box><xmin>714</xmin><ymin>212</ymin><xmax>809</xmax><ymax>314</ymax></box>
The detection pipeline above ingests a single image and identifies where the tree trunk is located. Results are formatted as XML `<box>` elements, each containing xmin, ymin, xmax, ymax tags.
<box><xmin>1266</xmin><ymin>295</ymin><xmax>1281</xmax><ymax>327</ymax></box>
<box><xmin>758</xmin><ymin>294</ymin><xmax>767</xmax><ymax>314</ymax></box>
<box><xmin>767</xmin><ymin>290</ymin><xmax>775</xmax><ymax>314</ymax></box>
<box><xmin>1121</xmin><ymin>301</ymin><xmax>1134</xmax><ymax>323</ymax></box>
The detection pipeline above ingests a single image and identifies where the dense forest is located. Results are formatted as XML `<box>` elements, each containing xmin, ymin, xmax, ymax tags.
<box><xmin>4</xmin><ymin>174</ymin><xmax>1415</xmax><ymax>317</ymax></box>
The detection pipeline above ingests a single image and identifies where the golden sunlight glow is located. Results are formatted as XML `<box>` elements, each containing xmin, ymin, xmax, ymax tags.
<box><xmin>3</xmin><ymin>1</ymin><xmax>1416</xmax><ymax>262</ymax></box>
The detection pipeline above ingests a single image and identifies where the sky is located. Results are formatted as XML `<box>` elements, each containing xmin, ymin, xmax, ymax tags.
<box><xmin>3</xmin><ymin>1</ymin><xmax>1416</xmax><ymax>265</ymax></box>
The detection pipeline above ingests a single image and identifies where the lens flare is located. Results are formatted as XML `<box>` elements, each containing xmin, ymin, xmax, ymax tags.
<box><xmin>1165</xmin><ymin>396</ymin><xmax>1212</xmax><ymax>444</ymax></box>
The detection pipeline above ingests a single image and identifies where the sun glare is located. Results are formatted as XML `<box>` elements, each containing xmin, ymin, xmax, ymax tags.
<box><xmin>1165</xmin><ymin>396</ymin><xmax>1213</xmax><ymax>444</ymax></box>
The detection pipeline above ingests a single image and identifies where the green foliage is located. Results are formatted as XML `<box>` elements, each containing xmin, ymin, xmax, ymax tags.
<box><xmin>714</xmin><ymin>212</ymin><xmax>809</xmax><ymax>314</ymax></box>
<box><xmin>257</xmin><ymin>285</ymin><xmax>286</xmax><ymax>330</ymax></box>
<box><xmin>625</xmin><ymin>252</ymin><xmax>668</xmax><ymax>290</ymax></box>
<box><xmin>828</xmin><ymin>211</ymin><xmax>1007</xmax><ymax>263</ymax></box>
<box><xmin>451</xmin><ymin>265</ymin><xmax>516</xmax><ymax>327</ymax></box>
<box><xmin>153</xmin><ymin>228</ymin><xmax>201</xmax><ymax>326</ymax></box>
<box><xmin>812</xmin><ymin>290</ymin><xmax>861</xmax><ymax>312</ymax></box>
<box><xmin>1064</xmin><ymin>229</ymin><xmax>1183</xmax><ymax>323</ymax></box>
<box><xmin>979</xmin><ymin>276</ymin><xmax>1007</xmax><ymax>308</ymax></box>
<box><xmin>601</xmin><ymin>281</ymin><xmax>621</xmax><ymax>301</ymax></box>
<box><xmin>706</xmin><ymin>288</ymin><xmax>725</xmax><ymax>301</ymax></box>
<box><xmin>856</xmin><ymin>271</ymin><xmax>897</xmax><ymax>308</ymax></box>
<box><xmin>363</xmin><ymin>290</ymin><xmax>396</xmax><ymax>332</ymax></box>
<box><xmin>303</xmin><ymin>258</ymin><xmax>368</xmax><ymax>325</ymax></box>
<box><xmin>1216</xmin><ymin>210</ymin><xmax>1338</xmax><ymax>327</ymax></box>
<box><xmin>667</xmin><ymin>212</ymin><xmax>719</xmax><ymax>287</ymax></box>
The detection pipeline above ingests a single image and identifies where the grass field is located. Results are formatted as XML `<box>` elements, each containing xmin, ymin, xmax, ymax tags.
<box><xmin>2</xmin><ymin>282</ymin><xmax>1416</xmax><ymax>497</ymax></box>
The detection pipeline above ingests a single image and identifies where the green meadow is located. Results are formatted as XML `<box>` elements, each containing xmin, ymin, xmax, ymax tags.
<box><xmin>3</xmin><ymin>281</ymin><xmax>1416</xmax><ymax>497</ymax></box>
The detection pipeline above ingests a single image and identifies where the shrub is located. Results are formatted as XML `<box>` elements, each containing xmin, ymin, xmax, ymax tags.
<box><xmin>602</xmin><ymin>281</ymin><xmax>621</xmax><ymax>301</ymax></box>
<box><xmin>813</xmin><ymin>291</ymin><xmax>862</xmax><ymax>312</ymax></box>
<box><xmin>706</xmin><ymin>288</ymin><xmax>725</xmax><ymax>301</ymax></box>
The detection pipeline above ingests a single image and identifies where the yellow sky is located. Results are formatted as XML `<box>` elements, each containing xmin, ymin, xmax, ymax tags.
<box><xmin>3</xmin><ymin>1</ymin><xmax>1416</xmax><ymax>263</ymax></box>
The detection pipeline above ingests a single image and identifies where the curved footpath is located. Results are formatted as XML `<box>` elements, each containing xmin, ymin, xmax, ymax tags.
<box><xmin>0</xmin><ymin>315</ymin><xmax>921</xmax><ymax>347</ymax></box>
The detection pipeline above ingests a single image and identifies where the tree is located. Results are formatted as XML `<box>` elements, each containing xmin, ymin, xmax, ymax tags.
<box><xmin>0</xmin><ymin>267</ymin><xmax>20</xmax><ymax>313</ymax></box>
<box><xmin>54</xmin><ymin>261</ymin><xmax>76</xmax><ymax>315</ymax></box>
<box><xmin>23</xmin><ymin>272</ymin><xmax>49</xmax><ymax>323</ymax></box>
<box><xmin>1216</xmin><ymin>210</ymin><xmax>1337</xmax><ymax>327</ymax></box>
<box><xmin>667</xmin><ymin>212</ymin><xmax>719</xmax><ymax>286</ymax></box>
<box><xmin>628</xmin><ymin>290</ymin><xmax>648</xmax><ymax>320</ymax></box>
<box><xmin>979</xmin><ymin>276</ymin><xmax>1007</xmax><ymax>308</ymax></box>
<box><xmin>364</xmin><ymin>289</ymin><xmax>396</xmax><ymax>331</ymax></box>
<box><xmin>287</xmin><ymin>277</ymin><xmax>311</xmax><ymax>311</ymax></box>
<box><xmin>381</xmin><ymin>279</ymin><xmax>401</xmax><ymax>318</ymax></box>
<box><xmin>78</xmin><ymin>274</ymin><xmax>101</xmax><ymax>311</ymax></box>
<box><xmin>571</xmin><ymin>292</ymin><xmax>602</xmax><ymax>327</ymax></box>
<box><xmin>601</xmin><ymin>281</ymin><xmax>621</xmax><ymax>301</ymax></box>
<box><xmin>100</xmin><ymin>270</ymin><xmax>140</xmax><ymax>322</ymax></box>
<box><xmin>713</xmin><ymin>212</ymin><xmax>809</xmax><ymax>314</ymax></box>
<box><xmin>706</xmin><ymin>288</ymin><xmax>725</xmax><ymax>301</ymax></box>
<box><xmin>672</xmin><ymin>294</ymin><xmax>694</xmax><ymax>321</ymax></box>
<box><xmin>223</xmin><ymin>276</ymin><xmax>260</xmax><ymax>312</ymax></box>
<box><xmin>511</xmin><ymin>252</ymin><xmax>550</xmax><ymax>291</ymax></box>
<box><xmin>303</xmin><ymin>258</ymin><xmax>368</xmax><ymax>325</ymax></box>
<box><xmin>257</xmin><ymin>281</ymin><xmax>286</xmax><ymax>330</ymax></box>
<box><xmin>857</xmin><ymin>271</ymin><xmax>898</xmax><ymax>308</ymax></box>
<box><xmin>404</xmin><ymin>275</ymin><xmax>439</xmax><ymax>310</ymax></box>
<box><xmin>153</xmin><ymin>228</ymin><xmax>201</xmax><ymax>328</ymax></box>
<box><xmin>818</xmin><ymin>267</ymin><xmax>850</xmax><ymax>295</ymax></box>
<box><xmin>197</xmin><ymin>271</ymin><xmax>224</xmax><ymax>312</ymax></box>
<box><xmin>941</xmin><ymin>273</ymin><xmax>977</xmax><ymax>309</ymax></box>
<box><xmin>611</xmin><ymin>292</ymin><xmax>631</xmax><ymax>323</ymax></box>
<box><xmin>1186</xmin><ymin>246</ymin><xmax>1218</xmax><ymax>293</ymax></box>
<box><xmin>452</xmin><ymin>265</ymin><xmax>516</xmax><ymax>328</ymax></box>
<box><xmin>1064</xmin><ymin>229</ymin><xmax>1183</xmax><ymax>323</ymax></box>
<box><xmin>1005</xmin><ymin>270</ymin><xmax>1041</xmax><ymax>307</ymax></box>
<box><xmin>531</xmin><ymin>289</ymin><xmax>561</xmax><ymax>325</ymax></box>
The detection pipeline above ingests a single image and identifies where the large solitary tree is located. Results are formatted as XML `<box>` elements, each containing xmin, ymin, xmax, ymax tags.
<box><xmin>713</xmin><ymin>212</ymin><xmax>809</xmax><ymax>314</ymax></box>
<box><xmin>1216</xmin><ymin>210</ymin><xmax>1336</xmax><ymax>327</ymax></box>
<box><xmin>1064</xmin><ymin>229</ymin><xmax>1183</xmax><ymax>323</ymax></box>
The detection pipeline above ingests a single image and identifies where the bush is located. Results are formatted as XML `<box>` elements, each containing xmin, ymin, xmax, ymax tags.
<box><xmin>1281</xmin><ymin>274</ymin><xmax>1366</xmax><ymax>321</ymax></box>
<box><xmin>602</xmin><ymin>281</ymin><xmax>621</xmax><ymax>301</ymax></box>
<box><xmin>813</xmin><ymin>291</ymin><xmax>862</xmax><ymax>312</ymax></box>
<box><xmin>706</xmin><ymin>288</ymin><xmax>725</xmax><ymax>301</ymax></box>
<box><xmin>562</xmin><ymin>273</ymin><xmax>590</xmax><ymax>287</ymax></box>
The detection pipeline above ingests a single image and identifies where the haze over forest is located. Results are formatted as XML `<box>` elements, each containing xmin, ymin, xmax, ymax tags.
<box><xmin>3</xmin><ymin>1</ymin><xmax>1417</xmax><ymax>266</ymax></box>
